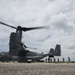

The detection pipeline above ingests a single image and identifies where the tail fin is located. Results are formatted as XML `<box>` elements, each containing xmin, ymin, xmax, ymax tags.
<box><xmin>54</xmin><ymin>44</ymin><xmax>61</xmax><ymax>56</ymax></box>
<box><xmin>49</xmin><ymin>48</ymin><xmax>54</xmax><ymax>57</ymax></box>
<box><xmin>49</xmin><ymin>48</ymin><xmax>54</xmax><ymax>54</ymax></box>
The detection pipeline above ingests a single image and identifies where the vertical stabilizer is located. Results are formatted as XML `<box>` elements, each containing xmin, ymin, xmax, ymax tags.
<box><xmin>49</xmin><ymin>48</ymin><xmax>54</xmax><ymax>57</ymax></box>
<box><xmin>54</xmin><ymin>44</ymin><xmax>61</xmax><ymax>56</ymax></box>
<box><xmin>49</xmin><ymin>48</ymin><xmax>54</xmax><ymax>54</ymax></box>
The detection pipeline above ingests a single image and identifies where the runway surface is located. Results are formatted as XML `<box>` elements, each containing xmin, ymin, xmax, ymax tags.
<box><xmin>0</xmin><ymin>63</ymin><xmax>75</xmax><ymax>75</ymax></box>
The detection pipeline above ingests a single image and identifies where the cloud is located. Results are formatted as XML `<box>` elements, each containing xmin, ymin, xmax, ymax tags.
<box><xmin>49</xmin><ymin>13</ymin><xmax>75</xmax><ymax>33</ymax></box>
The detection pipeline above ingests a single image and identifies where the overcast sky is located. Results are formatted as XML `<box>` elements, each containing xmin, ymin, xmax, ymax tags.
<box><xmin>0</xmin><ymin>0</ymin><xmax>75</xmax><ymax>61</ymax></box>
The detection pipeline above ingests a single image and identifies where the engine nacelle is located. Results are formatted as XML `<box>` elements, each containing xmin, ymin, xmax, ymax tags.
<box><xmin>9</xmin><ymin>32</ymin><xmax>19</xmax><ymax>56</ymax></box>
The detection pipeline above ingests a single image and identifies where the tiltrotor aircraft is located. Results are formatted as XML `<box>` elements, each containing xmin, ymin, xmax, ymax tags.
<box><xmin>0</xmin><ymin>21</ymin><xmax>61</xmax><ymax>62</ymax></box>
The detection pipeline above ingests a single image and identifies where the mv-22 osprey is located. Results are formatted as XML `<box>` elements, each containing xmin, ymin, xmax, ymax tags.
<box><xmin>0</xmin><ymin>21</ymin><xmax>61</xmax><ymax>62</ymax></box>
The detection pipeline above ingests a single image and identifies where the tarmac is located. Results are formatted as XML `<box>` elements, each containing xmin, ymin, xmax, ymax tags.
<box><xmin>0</xmin><ymin>62</ymin><xmax>75</xmax><ymax>75</ymax></box>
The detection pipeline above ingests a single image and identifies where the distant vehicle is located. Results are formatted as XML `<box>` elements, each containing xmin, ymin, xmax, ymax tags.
<box><xmin>0</xmin><ymin>21</ymin><xmax>61</xmax><ymax>62</ymax></box>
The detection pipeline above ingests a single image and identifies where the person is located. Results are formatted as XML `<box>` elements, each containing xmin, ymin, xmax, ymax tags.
<box><xmin>68</xmin><ymin>57</ymin><xmax>70</xmax><ymax>62</ymax></box>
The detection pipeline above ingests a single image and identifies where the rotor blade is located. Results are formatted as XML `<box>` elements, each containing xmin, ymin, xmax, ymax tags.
<box><xmin>22</xmin><ymin>43</ymin><xmax>37</xmax><ymax>49</ymax></box>
<box><xmin>0</xmin><ymin>21</ymin><xmax>17</xmax><ymax>29</ymax></box>
<box><xmin>22</xmin><ymin>26</ymin><xmax>49</xmax><ymax>31</ymax></box>
<box><xmin>26</xmin><ymin>46</ymin><xmax>37</xmax><ymax>49</ymax></box>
